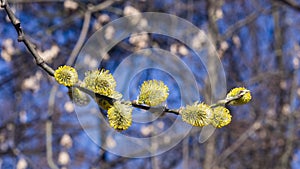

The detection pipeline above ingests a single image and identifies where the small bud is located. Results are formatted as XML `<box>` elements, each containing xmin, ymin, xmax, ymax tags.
<box><xmin>226</xmin><ymin>87</ymin><xmax>251</xmax><ymax>105</ymax></box>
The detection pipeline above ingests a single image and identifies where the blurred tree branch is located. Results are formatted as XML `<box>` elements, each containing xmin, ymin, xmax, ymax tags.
<box><xmin>212</xmin><ymin>120</ymin><xmax>262</xmax><ymax>168</ymax></box>
<box><xmin>203</xmin><ymin>0</ymin><xmax>221</xmax><ymax>168</ymax></box>
<box><xmin>274</xmin><ymin>0</ymin><xmax>300</xmax><ymax>11</ymax></box>
<box><xmin>220</xmin><ymin>7</ymin><xmax>272</xmax><ymax>41</ymax></box>
<box><xmin>66</xmin><ymin>11</ymin><xmax>91</xmax><ymax>66</ymax></box>
<box><xmin>46</xmin><ymin>85</ymin><xmax>59</xmax><ymax>169</ymax></box>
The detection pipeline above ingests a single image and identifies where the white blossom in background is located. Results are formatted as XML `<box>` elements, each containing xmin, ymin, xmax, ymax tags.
<box><xmin>293</xmin><ymin>57</ymin><xmax>299</xmax><ymax>69</ymax></box>
<box><xmin>64</xmin><ymin>0</ymin><xmax>78</xmax><ymax>10</ymax></box>
<box><xmin>170</xmin><ymin>43</ymin><xmax>178</xmax><ymax>54</ymax></box>
<box><xmin>0</xmin><ymin>132</ymin><xmax>8</xmax><ymax>151</ymax></box>
<box><xmin>83</xmin><ymin>54</ymin><xmax>98</xmax><ymax>69</ymax></box>
<box><xmin>218</xmin><ymin>41</ymin><xmax>229</xmax><ymax>57</ymax></box>
<box><xmin>104</xmin><ymin>25</ymin><xmax>115</xmax><ymax>40</ymax></box>
<box><xmin>297</xmin><ymin>88</ymin><xmax>300</xmax><ymax>97</ymax></box>
<box><xmin>232</xmin><ymin>35</ymin><xmax>241</xmax><ymax>48</ymax></box>
<box><xmin>16</xmin><ymin>158</ymin><xmax>28</xmax><ymax>169</ymax></box>
<box><xmin>215</xmin><ymin>8</ymin><xmax>223</xmax><ymax>20</ymax></box>
<box><xmin>129</xmin><ymin>32</ymin><xmax>149</xmax><ymax>49</ymax></box>
<box><xmin>58</xmin><ymin>151</ymin><xmax>70</xmax><ymax>166</ymax></box>
<box><xmin>220</xmin><ymin>41</ymin><xmax>229</xmax><ymax>51</ymax></box>
<box><xmin>1</xmin><ymin>38</ymin><xmax>15</xmax><ymax>62</ymax></box>
<box><xmin>192</xmin><ymin>30</ymin><xmax>206</xmax><ymax>50</ymax></box>
<box><xmin>156</xmin><ymin>121</ymin><xmax>165</xmax><ymax>129</ymax></box>
<box><xmin>280</xmin><ymin>80</ymin><xmax>287</xmax><ymax>90</ymax></box>
<box><xmin>19</xmin><ymin>111</ymin><xmax>27</xmax><ymax>124</ymax></box>
<box><xmin>178</xmin><ymin>45</ymin><xmax>189</xmax><ymax>56</ymax></box>
<box><xmin>37</xmin><ymin>45</ymin><xmax>60</xmax><ymax>63</ymax></box>
<box><xmin>99</xmin><ymin>14</ymin><xmax>110</xmax><ymax>23</ymax></box>
<box><xmin>141</xmin><ymin>125</ymin><xmax>153</xmax><ymax>136</ymax></box>
<box><xmin>124</xmin><ymin>5</ymin><xmax>140</xmax><ymax>16</ymax></box>
<box><xmin>64</xmin><ymin>101</ymin><xmax>74</xmax><ymax>113</ymax></box>
<box><xmin>124</xmin><ymin>5</ymin><xmax>145</xmax><ymax>26</ymax></box>
<box><xmin>170</xmin><ymin>44</ymin><xmax>189</xmax><ymax>56</ymax></box>
<box><xmin>106</xmin><ymin>135</ymin><xmax>116</xmax><ymax>149</ymax></box>
<box><xmin>60</xmin><ymin>134</ymin><xmax>73</xmax><ymax>149</ymax></box>
<box><xmin>22</xmin><ymin>71</ymin><xmax>42</xmax><ymax>92</ymax></box>
<box><xmin>282</xmin><ymin>104</ymin><xmax>290</xmax><ymax>115</ymax></box>
<box><xmin>93</xmin><ymin>14</ymin><xmax>110</xmax><ymax>30</ymax></box>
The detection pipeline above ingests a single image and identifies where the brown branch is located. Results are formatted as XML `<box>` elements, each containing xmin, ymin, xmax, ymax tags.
<box><xmin>88</xmin><ymin>0</ymin><xmax>118</xmax><ymax>13</ymax></box>
<box><xmin>66</xmin><ymin>0</ymin><xmax>118</xmax><ymax>66</ymax></box>
<box><xmin>66</xmin><ymin>11</ymin><xmax>91</xmax><ymax>66</ymax></box>
<box><xmin>211</xmin><ymin>120</ymin><xmax>262</xmax><ymax>168</ymax></box>
<box><xmin>46</xmin><ymin>85</ymin><xmax>59</xmax><ymax>169</ymax></box>
<box><xmin>72</xmin><ymin>84</ymin><xmax>181</xmax><ymax>115</ymax></box>
<box><xmin>73</xmin><ymin>84</ymin><xmax>249</xmax><ymax>117</ymax></box>
<box><xmin>274</xmin><ymin>0</ymin><xmax>300</xmax><ymax>11</ymax></box>
<box><xmin>0</xmin><ymin>0</ymin><xmax>55</xmax><ymax>76</ymax></box>
<box><xmin>219</xmin><ymin>7</ymin><xmax>272</xmax><ymax>41</ymax></box>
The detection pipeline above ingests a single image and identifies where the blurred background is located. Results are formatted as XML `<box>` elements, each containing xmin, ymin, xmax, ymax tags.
<box><xmin>1</xmin><ymin>0</ymin><xmax>300</xmax><ymax>168</ymax></box>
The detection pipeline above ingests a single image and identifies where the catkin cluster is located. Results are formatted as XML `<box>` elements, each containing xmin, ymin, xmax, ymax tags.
<box><xmin>54</xmin><ymin>65</ymin><xmax>252</xmax><ymax>131</ymax></box>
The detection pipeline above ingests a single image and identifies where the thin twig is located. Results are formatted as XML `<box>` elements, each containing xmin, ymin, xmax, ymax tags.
<box><xmin>66</xmin><ymin>11</ymin><xmax>91</xmax><ymax>66</ymax></box>
<box><xmin>88</xmin><ymin>0</ymin><xmax>118</xmax><ymax>13</ymax></box>
<box><xmin>73</xmin><ymin>84</ymin><xmax>249</xmax><ymax>116</ymax></box>
<box><xmin>1</xmin><ymin>0</ymin><xmax>185</xmax><ymax>116</ymax></box>
<box><xmin>1</xmin><ymin>1</ymin><xmax>57</xmax><ymax>168</ymax></box>
<box><xmin>219</xmin><ymin>7</ymin><xmax>272</xmax><ymax>41</ymax></box>
<box><xmin>1</xmin><ymin>0</ymin><xmax>55</xmax><ymax>76</ymax></box>
<box><xmin>210</xmin><ymin>89</ymin><xmax>250</xmax><ymax>108</ymax></box>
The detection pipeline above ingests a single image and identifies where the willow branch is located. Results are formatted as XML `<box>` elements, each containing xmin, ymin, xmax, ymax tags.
<box><xmin>0</xmin><ymin>0</ymin><xmax>55</xmax><ymax>76</ymax></box>
<box><xmin>72</xmin><ymin>85</ymin><xmax>180</xmax><ymax>115</ymax></box>
<box><xmin>73</xmin><ymin>85</ymin><xmax>249</xmax><ymax>117</ymax></box>
<box><xmin>210</xmin><ymin>89</ymin><xmax>250</xmax><ymax>108</ymax></box>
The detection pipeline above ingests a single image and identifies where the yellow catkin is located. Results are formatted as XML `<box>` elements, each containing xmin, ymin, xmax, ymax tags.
<box><xmin>107</xmin><ymin>101</ymin><xmax>132</xmax><ymax>130</ymax></box>
<box><xmin>180</xmin><ymin>102</ymin><xmax>212</xmax><ymax>127</ymax></box>
<box><xmin>82</xmin><ymin>69</ymin><xmax>116</xmax><ymax>96</ymax></box>
<box><xmin>54</xmin><ymin>65</ymin><xmax>78</xmax><ymax>87</ymax></box>
<box><xmin>138</xmin><ymin>80</ymin><xmax>169</xmax><ymax>106</ymax></box>
<box><xmin>210</xmin><ymin>106</ymin><xmax>232</xmax><ymax>128</ymax></box>
<box><xmin>226</xmin><ymin>87</ymin><xmax>251</xmax><ymax>105</ymax></box>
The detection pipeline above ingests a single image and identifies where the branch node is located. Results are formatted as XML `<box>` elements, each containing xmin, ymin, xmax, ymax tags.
<box><xmin>0</xmin><ymin>0</ymin><xmax>6</xmax><ymax>8</ymax></box>
<box><xmin>17</xmin><ymin>34</ymin><xmax>25</xmax><ymax>42</ymax></box>
<box><xmin>36</xmin><ymin>59</ymin><xmax>45</xmax><ymax>66</ymax></box>
<box><xmin>13</xmin><ymin>18</ymin><xmax>20</xmax><ymax>26</ymax></box>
